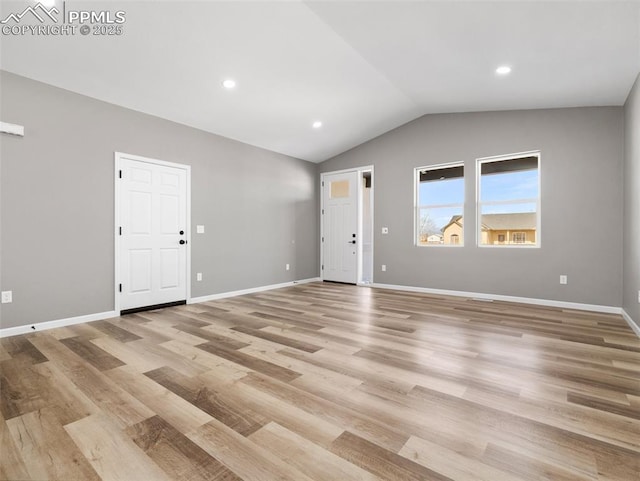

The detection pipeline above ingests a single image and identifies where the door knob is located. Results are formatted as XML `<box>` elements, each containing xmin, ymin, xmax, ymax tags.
<box><xmin>349</xmin><ymin>240</ymin><xmax>356</xmax><ymax>244</ymax></box>
<box><xmin>179</xmin><ymin>240</ymin><xmax>187</xmax><ymax>245</ymax></box>
<box><xmin>179</xmin><ymin>230</ymin><xmax>184</xmax><ymax>235</ymax></box>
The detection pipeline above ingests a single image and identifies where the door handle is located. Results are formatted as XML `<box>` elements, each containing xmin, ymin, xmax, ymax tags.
<box><xmin>179</xmin><ymin>239</ymin><xmax>187</xmax><ymax>245</ymax></box>
<box><xmin>349</xmin><ymin>240</ymin><xmax>356</xmax><ymax>244</ymax></box>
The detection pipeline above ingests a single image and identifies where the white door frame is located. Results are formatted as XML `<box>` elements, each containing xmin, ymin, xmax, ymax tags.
<box><xmin>114</xmin><ymin>152</ymin><xmax>191</xmax><ymax>313</ymax></box>
<box><xmin>320</xmin><ymin>165</ymin><xmax>374</xmax><ymax>285</ymax></box>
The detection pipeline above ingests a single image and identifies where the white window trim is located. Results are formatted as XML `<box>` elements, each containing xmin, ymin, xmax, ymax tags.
<box><xmin>414</xmin><ymin>161</ymin><xmax>465</xmax><ymax>247</ymax></box>
<box><xmin>476</xmin><ymin>150</ymin><xmax>541</xmax><ymax>248</ymax></box>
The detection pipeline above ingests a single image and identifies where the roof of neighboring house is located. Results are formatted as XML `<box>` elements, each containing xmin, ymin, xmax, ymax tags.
<box><xmin>481</xmin><ymin>213</ymin><xmax>536</xmax><ymax>230</ymax></box>
<box><xmin>441</xmin><ymin>213</ymin><xmax>536</xmax><ymax>233</ymax></box>
<box><xmin>441</xmin><ymin>215</ymin><xmax>463</xmax><ymax>232</ymax></box>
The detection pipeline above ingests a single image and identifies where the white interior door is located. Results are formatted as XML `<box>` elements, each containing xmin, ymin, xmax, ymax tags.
<box><xmin>119</xmin><ymin>156</ymin><xmax>188</xmax><ymax>310</ymax></box>
<box><xmin>323</xmin><ymin>170</ymin><xmax>358</xmax><ymax>284</ymax></box>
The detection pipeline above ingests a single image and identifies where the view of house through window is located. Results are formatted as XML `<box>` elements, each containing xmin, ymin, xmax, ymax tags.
<box><xmin>478</xmin><ymin>153</ymin><xmax>540</xmax><ymax>246</ymax></box>
<box><xmin>416</xmin><ymin>163</ymin><xmax>464</xmax><ymax>246</ymax></box>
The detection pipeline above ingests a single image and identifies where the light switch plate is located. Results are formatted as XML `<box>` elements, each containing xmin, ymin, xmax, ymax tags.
<box><xmin>196</xmin><ymin>225</ymin><xmax>205</xmax><ymax>234</ymax></box>
<box><xmin>381</xmin><ymin>227</ymin><xmax>389</xmax><ymax>234</ymax></box>
<box><xmin>1</xmin><ymin>291</ymin><xmax>12</xmax><ymax>303</ymax></box>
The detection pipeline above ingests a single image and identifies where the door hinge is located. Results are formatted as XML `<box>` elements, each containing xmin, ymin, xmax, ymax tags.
<box><xmin>322</xmin><ymin>237</ymin><xmax>324</xmax><ymax>242</ymax></box>
<box><xmin>322</xmin><ymin>209</ymin><xmax>324</xmax><ymax>215</ymax></box>
<box><xmin>119</xmin><ymin>170</ymin><xmax>122</xmax><ymax>179</ymax></box>
<box><xmin>322</xmin><ymin>181</ymin><xmax>324</xmax><ymax>187</ymax></box>
<box><xmin>321</xmin><ymin>264</ymin><xmax>324</xmax><ymax>270</ymax></box>
<box><xmin>119</xmin><ymin>226</ymin><xmax>122</xmax><ymax>236</ymax></box>
<box><xmin>119</xmin><ymin>283</ymin><xmax>122</xmax><ymax>292</ymax></box>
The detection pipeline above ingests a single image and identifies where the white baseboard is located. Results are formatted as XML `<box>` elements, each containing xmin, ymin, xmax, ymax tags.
<box><xmin>0</xmin><ymin>310</ymin><xmax>118</xmax><ymax>338</ymax></box>
<box><xmin>371</xmin><ymin>283</ymin><xmax>622</xmax><ymax>315</ymax></box>
<box><xmin>0</xmin><ymin>278</ymin><xmax>322</xmax><ymax>338</ymax></box>
<box><xmin>4</xmin><ymin>280</ymin><xmax>630</xmax><ymax>339</ymax></box>
<box><xmin>189</xmin><ymin>277</ymin><xmax>321</xmax><ymax>304</ymax></box>
<box><xmin>621</xmin><ymin>309</ymin><xmax>640</xmax><ymax>337</ymax></box>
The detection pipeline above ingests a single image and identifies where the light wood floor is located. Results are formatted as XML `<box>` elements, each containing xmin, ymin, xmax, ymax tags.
<box><xmin>1</xmin><ymin>282</ymin><xmax>639</xmax><ymax>481</ymax></box>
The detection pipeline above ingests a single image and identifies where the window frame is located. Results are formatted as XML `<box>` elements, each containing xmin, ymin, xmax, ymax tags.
<box><xmin>414</xmin><ymin>161</ymin><xmax>466</xmax><ymax>247</ymax></box>
<box><xmin>476</xmin><ymin>150</ymin><xmax>541</xmax><ymax>248</ymax></box>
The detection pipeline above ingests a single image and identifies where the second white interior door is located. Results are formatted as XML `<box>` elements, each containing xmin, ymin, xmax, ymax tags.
<box><xmin>119</xmin><ymin>156</ymin><xmax>188</xmax><ymax>310</ymax></box>
<box><xmin>323</xmin><ymin>170</ymin><xmax>358</xmax><ymax>284</ymax></box>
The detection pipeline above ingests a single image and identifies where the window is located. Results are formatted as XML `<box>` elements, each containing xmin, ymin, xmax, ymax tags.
<box><xmin>478</xmin><ymin>152</ymin><xmax>540</xmax><ymax>247</ymax></box>
<box><xmin>330</xmin><ymin>180</ymin><xmax>349</xmax><ymax>198</ymax></box>
<box><xmin>512</xmin><ymin>232</ymin><xmax>526</xmax><ymax>244</ymax></box>
<box><xmin>415</xmin><ymin>163</ymin><xmax>464</xmax><ymax>246</ymax></box>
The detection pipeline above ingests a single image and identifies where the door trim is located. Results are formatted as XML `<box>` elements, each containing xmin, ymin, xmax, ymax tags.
<box><xmin>320</xmin><ymin>165</ymin><xmax>374</xmax><ymax>285</ymax></box>
<box><xmin>114</xmin><ymin>152</ymin><xmax>192</xmax><ymax>314</ymax></box>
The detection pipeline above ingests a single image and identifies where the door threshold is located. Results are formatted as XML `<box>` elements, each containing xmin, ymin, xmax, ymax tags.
<box><xmin>120</xmin><ymin>300</ymin><xmax>186</xmax><ymax>316</ymax></box>
<box><xmin>323</xmin><ymin>280</ymin><xmax>357</xmax><ymax>286</ymax></box>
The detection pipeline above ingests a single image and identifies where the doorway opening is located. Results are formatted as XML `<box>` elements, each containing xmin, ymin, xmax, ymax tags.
<box><xmin>360</xmin><ymin>170</ymin><xmax>373</xmax><ymax>284</ymax></box>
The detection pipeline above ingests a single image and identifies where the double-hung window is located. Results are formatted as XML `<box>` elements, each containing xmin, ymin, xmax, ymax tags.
<box><xmin>478</xmin><ymin>152</ymin><xmax>540</xmax><ymax>247</ymax></box>
<box><xmin>415</xmin><ymin>163</ymin><xmax>465</xmax><ymax>246</ymax></box>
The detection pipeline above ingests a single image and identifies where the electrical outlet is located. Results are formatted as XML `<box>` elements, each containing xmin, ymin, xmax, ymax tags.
<box><xmin>381</xmin><ymin>227</ymin><xmax>389</xmax><ymax>234</ymax></box>
<box><xmin>1</xmin><ymin>291</ymin><xmax>12</xmax><ymax>303</ymax></box>
<box><xmin>196</xmin><ymin>225</ymin><xmax>205</xmax><ymax>234</ymax></box>
<box><xmin>196</xmin><ymin>273</ymin><xmax>202</xmax><ymax>282</ymax></box>
<box><xmin>559</xmin><ymin>275</ymin><xmax>567</xmax><ymax>285</ymax></box>
<box><xmin>381</xmin><ymin>264</ymin><xmax>386</xmax><ymax>272</ymax></box>
<box><xmin>286</xmin><ymin>264</ymin><xmax>290</xmax><ymax>271</ymax></box>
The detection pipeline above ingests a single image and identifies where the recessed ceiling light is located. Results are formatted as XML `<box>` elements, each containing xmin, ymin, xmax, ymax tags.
<box><xmin>222</xmin><ymin>79</ymin><xmax>236</xmax><ymax>89</ymax></box>
<box><xmin>496</xmin><ymin>66</ymin><xmax>512</xmax><ymax>75</ymax></box>
<box><xmin>312</xmin><ymin>121</ymin><xmax>323</xmax><ymax>129</ymax></box>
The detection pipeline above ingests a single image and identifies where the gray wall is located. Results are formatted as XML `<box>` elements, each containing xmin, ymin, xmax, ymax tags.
<box><xmin>319</xmin><ymin>107</ymin><xmax>624</xmax><ymax>307</ymax></box>
<box><xmin>0</xmin><ymin>71</ymin><xmax>318</xmax><ymax>329</ymax></box>
<box><xmin>623</xmin><ymin>73</ymin><xmax>640</xmax><ymax>325</ymax></box>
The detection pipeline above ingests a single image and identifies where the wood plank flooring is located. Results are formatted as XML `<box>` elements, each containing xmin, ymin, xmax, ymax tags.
<box><xmin>1</xmin><ymin>282</ymin><xmax>639</xmax><ymax>480</ymax></box>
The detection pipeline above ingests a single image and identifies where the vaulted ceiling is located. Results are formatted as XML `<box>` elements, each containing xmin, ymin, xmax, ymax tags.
<box><xmin>1</xmin><ymin>0</ymin><xmax>639</xmax><ymax>162</ymax></box>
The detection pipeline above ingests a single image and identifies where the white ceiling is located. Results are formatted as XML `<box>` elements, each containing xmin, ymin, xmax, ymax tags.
<box><xmin>1</xmin><ymin>1</ymin><xmax>639</xmax><ymax>162</ymax></box>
